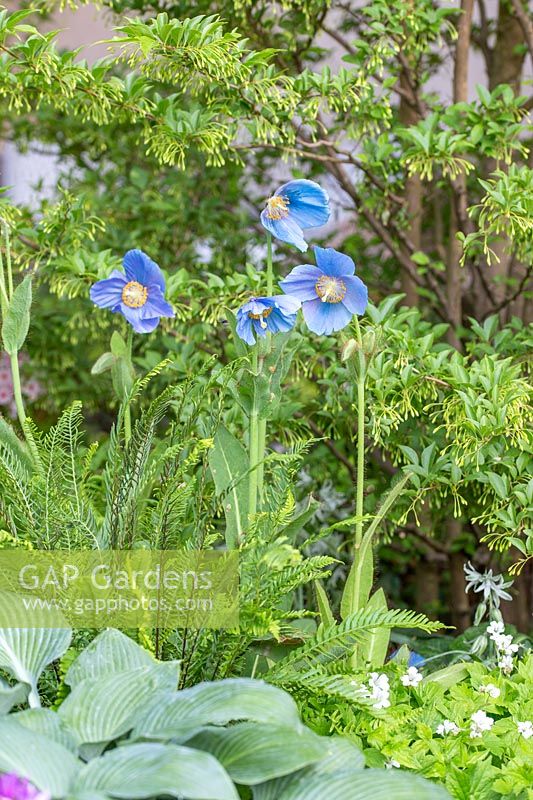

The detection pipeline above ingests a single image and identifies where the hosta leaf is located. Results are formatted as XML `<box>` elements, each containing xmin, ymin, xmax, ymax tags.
<box><xmin>190</xmin><ymin>722</ymin><xmax>324</xmax><ymax>785</ymax></box>
<box><xmin>133</xmin><ymin>678</ymin><xmax>301</xmax><ymax>741</ymax></box>
<box><xmin>265</xmin><ymin>768</ymin><xmax>452</xmax><ymax>800</ymax></box>
<box><xmin>65</xmin><ymin>629</ymin><xmax>175</xmax><ymax>688</ymax></box>
<box><xmin>13</xmin><ymin>708</ymin><xmax>78</xmax><ymax>752</ymax></box>
<box><xmin>0</xmin><ymin>717</ymin><xmax>80</xmax><ymax>797</ymax></box>
<box><xmin>0</xmin><ymin>677</ymin><xmax>28</xmax><ymax>714</ymax></box>
<box><xmin>73</xmin><ymin>742</ymin><xmax>238</xmax><ymax>800</ymax></box>
<box><xmin>0</xmin><ymin>627</ymin><xmax>72</xmax><ymax>707</ymax></box>
<box><xmin>253</xmin><ymin>737</ymin><xmax>365</xmax><ymax>800</ymax></box>
<box><xmin>58</xmin><ymin>664</ymin><xmax>179</xmax><ymax>745</ymax></box>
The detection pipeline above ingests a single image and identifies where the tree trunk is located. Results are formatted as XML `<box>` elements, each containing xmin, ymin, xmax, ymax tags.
<box><xmin>447</xmin><ymin>0</ymin><xmax>475</xmax><ymax>348</ymax></box>
<box><xmin>448</xmin><ymin>519</ymin><xmax>470</xmax><ymax>631</ymax></box>
<box><xmin>482</xmin><ymin>0</ymin><xmax>528</xmax><ymax>313</ymax></box>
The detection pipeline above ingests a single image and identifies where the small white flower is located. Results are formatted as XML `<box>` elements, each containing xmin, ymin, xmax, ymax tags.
<box><xmin>401</xmin><ymin>666</ymin><xmax>423</xmax><ymax>687</ymax></box>
<box><xmin>385</xmin><ymin>759</ymin><xmax>400</xmax><ymax>769</ymax></box>
<box><xmin>464</xmin><ymin>563</ymin><xmax>513</xmax><ymax>606</ymax></box>
<box><xmin>368</xmin><ymin>672</ymin><xmax>391</xmax><ymax>710</ymax></box>
<box><xmin>517</xmin><ymin>721</ymin><xmax>533</xmax><ymax>740</ymax></box>
<box><xmin>492</xmin><ymin>633</ymin><xmax>519</xmax><ymax>655</ymax></box>
<box><xmin>479</xmin><ymin>683</ymin><xmax>501</xmax><ymax>699</ymax></box>
<box><xmin>436</xmin><ymin>720</ymin><xmax>460</xmax><ymax>736</ymax></box>
<box><xmin>487</xmin><ymin>620</ymin><xmax>505</xmax><ymax>637</ymax></box>
<box><xmin>498</xmin><ymin>654</ymin><xmax>514</xmax><ymax>674</ymax></box>
<box><xmin>470</xmin><ymin>710</ymin><xmax>494</xmax><ymax>738</ymax></box>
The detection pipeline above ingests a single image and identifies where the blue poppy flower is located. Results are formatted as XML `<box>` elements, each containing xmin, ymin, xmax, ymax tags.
<box><xmin>236</xmin><ymin>295</ymin><xmax>301</xmax><ymax>346</ymax></box>
<box><xmin>279</xmin><ymin>246</ymin><xmax>368</xmax><ymax>335</ymax></box>
<box><xmin>90</xmin><ymin>249</ymin><xmax>175</xmax><ymax>334</ymax></box>
<box><xmin>389</xmin><ymin>649</ymin><xmax>426</xmax><ymax>668</ymax></box>
<box><xmin>260</xmin><ymin>180</ymin><xmax>330</xmax><ymax>252</ymax></box>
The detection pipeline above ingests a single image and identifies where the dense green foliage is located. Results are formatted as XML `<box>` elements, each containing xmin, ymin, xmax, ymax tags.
<box><xmin>0</xmin><ymin>0</ymin><xmax>531</xmax><ymax>797</ymax></box>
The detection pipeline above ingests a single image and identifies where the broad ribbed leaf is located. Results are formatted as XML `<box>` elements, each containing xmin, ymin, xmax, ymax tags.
<box><xmin>65</xmin><ymin>629</ymin><xmax>174</xmax><ymax>688</ymax></box>
<box><xmin>73</xmin><ymin>742</ymin><xmax>238</xmax><ymax>800</ymax></box>
<box><xmin>0</xmin><ymin>677</ymin><xmax>28</xmax><ymax>713</ymax></box>
<box><xmin>0</xmin><ymin>627</ymin><xmax>71</xmax><ymax>707</ymax></box>
<box><xmin>58</xmin><ymin>664</ymin><xmax>179</xmax><ymax>745</ymax></box>
<box><xmin>13</xmin><ymin>708</ymin><xmax>78</xmax><ymax>752</ymax></box>
<box><xmin>209</xmin><ymin>425</ymin><xmax>249</xmax><ymax>548</ymax></box>
<box><xmin>133</xmin><ymin>678</ymin><xmax>300</xmax><ymax>741</ymax></box>
<box><xmin>253</xmin><ymin>737</ymin><xmax>365</xmax><ymax>800</ymax></box>
<box><xmin>190</xmin><ymin>723</ymin><xmax>324</xmax><ymax>785</ymax></box>
<box><xmin>0</xmin><ymin>717</ymin><xmax>80</xmax><ymax>796</ymax></box>
<box><xmin>269</xmin><ymin>769</ymin><xmax>452</xmax><ymax>800</ymax></box>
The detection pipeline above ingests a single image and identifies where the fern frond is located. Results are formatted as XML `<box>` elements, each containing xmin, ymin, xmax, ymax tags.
<box><xmin>267</xmin><ymin>608</ymin><xmax>443</xmax><ymax>678</ymax></box>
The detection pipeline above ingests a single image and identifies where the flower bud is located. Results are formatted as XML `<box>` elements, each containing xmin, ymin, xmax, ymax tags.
<box><xmin>341</xmin><ymin>338</ymin><xmax>358</xmax><ymax>361</ymax></box>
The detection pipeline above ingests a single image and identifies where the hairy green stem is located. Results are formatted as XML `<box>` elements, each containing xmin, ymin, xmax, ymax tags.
<box><xmin>124</xmin><ymin>326</ymin><xmax>133</xmax><ymax>445</ymax></box>
<box><xmin>9</xmin><ymin>353</ymin><xmax>27</xmax><ymax>430</ymax></box>
<box><xmin>353</xmin><ymin>316</ymin><xmax>366</xmax><ymax>550</ymax></box>
<box><xmin>255</xmin><ymin>232</ymin><xmax>274</xmax><ymax>508</ymax></box>
<box><xmin>248</xmin><ymin>347</ymin><xmax>259</xmax><ymax>518</ymax></box>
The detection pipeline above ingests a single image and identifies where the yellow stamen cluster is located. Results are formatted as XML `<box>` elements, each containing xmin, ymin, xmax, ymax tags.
<box><xmin>315</xmin><ymin>275</ymin><xmax>347</xmax><ymax>304</ymax></box>
<box><xmin>122</xmin><ymin>281</ymin><xmax>148</xmax><ymax>308</ymax></box>
<box><xmin>265</xmin><ymin>195</ymin><xmax>290</xmax><ymax>220</ymax></box>
<box><xmin>248</xmin><ymin>306</ymin><xmax>273</xmax><ymax>329</ymax></box>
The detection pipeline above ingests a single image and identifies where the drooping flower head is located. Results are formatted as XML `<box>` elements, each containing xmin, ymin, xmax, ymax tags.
<box><xmin>260</xmin><ymin>180</ymin><xmax>330</xmax><ymax>252</ymax></box>
<box><xmin>0</xmin><ymin>773</ymin><xmax>50</xmax><ymax>800</ymax></box>
<box><xmin>236</xmin><ymin>295</ymin><xmax>301</xmax><ymax>346</ymax></box>
<box><xmin>90</xmin><ymin>249</ymin><xmax>175</xmax><ymax>334</ymax></box>
<box><xmin>279</xmin><ymin>246</ymin><xmax>368</xmax><ymax>335</ymax></box>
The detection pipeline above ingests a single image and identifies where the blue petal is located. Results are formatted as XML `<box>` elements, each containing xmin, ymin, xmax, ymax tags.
<box><xmin>342</xmin><ymin>275</ymin><xmax>368</xmax><ymax>315</ymax></box>
<box><xmin>302</xmin><ymin>298</ymin><xmax>352</xmax><ymax>335</ymax></box>
<box><xmin>267</xmin><ymin>309</ymin><xmax>298</xmax><ymax>334</ymax></box>
<box><xmin>314</xmin><ymin>246</ymin><xmax>355</xmax><ymax>277</ymax></box>
<box><xmin>120</xmin><ymin>304</ymin><xmax>160</xmax><ymax>334</ymax></box>
<box><xmin>236</xmin><ymin>310</ymin><xmax>256</xmax><ymax>346</ymax></box>
<box><xmin>252</xmin><ymin>319</ymin><xmax>269</xmax><ymax>340</ymax></box>
<box><xmin>279</xmin><ymin>265</ymin><xmax>323</xmax><ymax>301</ymax></box>
<box><xmin>144</xmin><ymin>285</ymin><xmax>175</xmax><ymax>319</ymax></box>
<box><xmin>123</xmin><ymin>249</ymin><xmax>165</xmax><ymax>291</ymax></box>
<box><xmin>260</xmin><ymin>209</ymin><xmax>307</xmax><ymax>252</ymax></box>
<box><xmin>90</xmin><ymin>270</ymin><xmax>126</xmax><ymax>309</ymax></box>
<box><xmin>271</xmin><ymin>295</ymin><xmax>301</xmax><ymax>315</ymax></box>
<box><xmin>278</xmin><ymin>180</ymin><xmax>330</xmax><ymax>229</ymax></box>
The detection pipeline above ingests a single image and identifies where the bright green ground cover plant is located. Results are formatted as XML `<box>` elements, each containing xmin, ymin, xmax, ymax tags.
<box><xmin>0</xmin><ymin>627</ymin><xmax>453</xmax><ymax>800</ymax></box>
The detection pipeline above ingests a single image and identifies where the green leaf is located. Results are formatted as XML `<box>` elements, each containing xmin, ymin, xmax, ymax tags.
<box><xmin>314</xmin><ymin>581</ymin><xmax>335</xmax><ymax>628</ymax></box>
<box><xmin>0</xmin><ymin>627</ymin><xmax>71</xmax><ymax>708</ymax></box>
<box><xmin>2</xmin><ymin>275</ymin><xmax>32</xmax><ymax>355</ymax></box>
<box><xmin>423</xmin><ymin>662</ymin><xmax>470</xmax><ymax>688</ymax></box>
<box><xmin>253</xmin><ymin>737</ymin><xmax>365</xmax><ymax>800</ymax></box>
<box><xmin>341</xmin><ymin>473</ymin><xmax>412</xmax><ymax>619</ymax></box>
<box><xmin>209</xmin><ymin>425</ymin><xmax>249</xmax><ymax>548</ymax></box>
<box><xmin>255</xmin><ymin>768</ymin><xmax>452</xmax><ymax>799</ymax></box>
<box><xmin>58</xmin><ymin>664</ymin><xmax>179</xmax><ymax>746</ymax></box>
<box><xmin>356</xmin><ymin>588</ymin><xmax>390</xmax><ymax>668</ymax></box>
<box><xmin>13</xmin><ymin>708</ymin><xmax>78</xmax><ymax>752</ymax></box>
<box><xmin>73</xmin><ymin>742</ymin><xmax>238</xmax><ymax>800</ymax></box>
<box><xmin>0</xmin><ymin>677</ymin><xmax>28</xmax><ymax>714</ymax></box>
<box><xmin>133</xmin><ymin>678</ymin><xmax>301</xmax><ymax>741</ymax></box>
<box><xmin>190</xmin><ymin>722</ymin><xmax>324</xmax><ymax>785</ymax></box>
<box><xmin>91</xmin><ymin>352</ymin><xmax>115</xmax><ymax>375</ymax></box>
<box><xmin>0</xmin><ymin>717</ymin><xmax>80</xmax><ymax>797</ymax></box>
<box><xmin>65</xmin><ymin>629</ymin><xmax>166</xmax><ymax>688</ymax></box>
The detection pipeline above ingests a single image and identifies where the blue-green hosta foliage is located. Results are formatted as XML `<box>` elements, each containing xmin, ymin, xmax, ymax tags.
<box><xmin>0</xmin><ymin>627</ymin><xmax>452</xmax><ymax>800</ymax></box>
<box><xmin>298</xmin><ymin>652</ymin><xmax>533</xmax><ymax>800</ymax></box>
